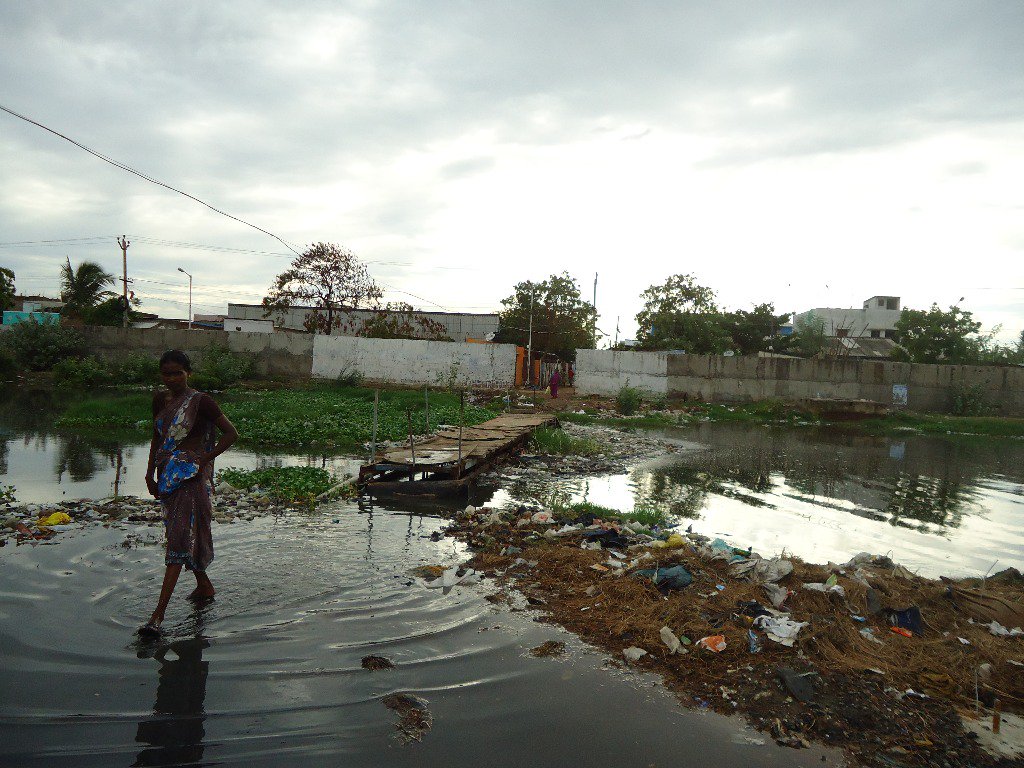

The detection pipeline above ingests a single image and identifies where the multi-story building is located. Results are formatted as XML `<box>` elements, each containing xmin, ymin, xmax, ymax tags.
<box><xmin>793</xmin><ymin>296</ymin><xmax>902</xmax><ymax>339</ymax></box>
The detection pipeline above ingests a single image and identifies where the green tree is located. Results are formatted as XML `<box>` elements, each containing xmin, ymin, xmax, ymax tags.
<box><xmin>634</xmin><ymin>274</ymin><xmax>730</xmax><ymax>352</ymax></box>
<box><xmin>891</xmin><ymin>304</ymin><xmax>982</xmax><ymax>364</ymax></box>
<box><xmin>494</xmin><ymin>272</ymin><xmax>597</xmax><ymax>360</ymax></box>
<box><xmin>0</xmin><ymin>268</ymin><xmax>14</xmax><ymax>311</ymax></box>
<box><xmin>84</xmin><ymin>294</ymin><xmax>142</xmax><ymax>326</ymax></box>
<box><xmin>263</xmin><ymin>242</ymin><xmax>383</xmax><ymax>334</ymax></box>
<box><xmin>724</xmin><ymin>303</ymin><xmax>791</xmax><ymax>355</ymax></box>
<box><xmin>790</xmin><ymin>312</ymin><xmax>826</xmax><ymax>357</ymax></box>
<box><xmin>59</xmin><ymin>257</ymin><xmax>116</xmax><ymax>320</ymax></box>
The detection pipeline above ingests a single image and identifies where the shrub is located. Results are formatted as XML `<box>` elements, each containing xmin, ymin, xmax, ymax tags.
<box><xmin>1</xmin><ymin>320</ymin><xmax>84</xmax><ymax>371</ymax></box>
<box><xmin>116</xmin><ymin>352</ymin><xmax>160</xmax><ymax>384</ymax></box>
<box><xmin>531</xmin><ymin>427</ymin><xmax>600</xmax><ymax>455</ymax></box>
<box><xmin>616</xmin><ymin>384</ymin><xmax>643</xmax><ymax>416</ymax></box>
<box><xmin>0</xmin><ymin>344</ymin><xmax>17</xmax><ymax>380</ymax></box>
<box><xmin>53</xmin><ymin>355</ymin><xmax>113</xmax><ymax>387</ymax></box>
<box><xmin>191</xmin><ymin>346</ymin><xmax>255</xmax><ymax>390</ymax></box>
<box><xmin>950</xmin><ymin>383</ymin><xmax>991</xmax><ymax>416</ymax></box>
<box><xmin>334</xmin><ymin>365</ymin><xmax>364</xmax><ymax>388</ymax></box>
<box><xmin>0</xmin><ymin>482</ymin><xmax>16</xmax><ymax>505</ymax></box>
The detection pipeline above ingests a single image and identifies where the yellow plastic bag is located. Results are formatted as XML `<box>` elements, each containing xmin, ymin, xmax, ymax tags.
<box><xmin>665</xmin><ymin>534</ymin><xmax>686</xmax><ymax>548</ymax></box>
<box><xmin>38</xmin><ymin>512</ymin><xmax>71</xmax><ymax>527</ymax></box>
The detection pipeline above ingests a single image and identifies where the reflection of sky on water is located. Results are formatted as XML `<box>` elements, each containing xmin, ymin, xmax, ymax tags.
<box><xmin>491</xmin><ymin>423</ymin><xmax>1024</xmax><ymax>578</ymax></box>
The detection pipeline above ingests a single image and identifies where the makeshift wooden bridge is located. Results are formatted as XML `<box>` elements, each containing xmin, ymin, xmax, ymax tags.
<box><xmin>358</xmin><ymin>412</ymin><xmax>557</xmax><ymax>497</ymax></box>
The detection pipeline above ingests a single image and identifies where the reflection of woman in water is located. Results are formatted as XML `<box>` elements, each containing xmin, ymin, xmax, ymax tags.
<box><xmin>138</xmin><ymin>350</ymin><xmax>238</xmax><ymax>636</ymax></box>
<box><xmin>134</xmin><ymin>637</ymin><xmax>210</xmax><ymax>766</ymax></box>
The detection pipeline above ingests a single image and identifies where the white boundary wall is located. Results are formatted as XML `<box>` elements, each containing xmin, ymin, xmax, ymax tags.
<box><xmin>312</xmin><ymin>335</ymin><xmax>516</xmax><ymax>388</ymax></box>
<box><xmin>574</xmin><ymin>349</ymin><xmax>670</xmax><ymax>396</ymax></box>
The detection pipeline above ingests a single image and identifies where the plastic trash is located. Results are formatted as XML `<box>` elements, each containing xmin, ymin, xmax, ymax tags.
<box><xmin>747</xmin><ymin>629</ymin><xmax>763</xmax><ymax>654</ymax></box>
<box><xmin>660</xmin><ymin>626</ymin><xmax>684</xmax><ymax>654</ymax></box>
<box><xmin>623</xmin><ymin>646</ymin><xmax>648</xmax><ymax>662</ymax></box>
<box><xmin>731</xmin><ymin>556</ymin><xmax>794</xmax><ymax>584</ymax></box>
<box><xmin>865</xmin><ymin>587</ymin><xmax>883</xmax><ymax>615</ymax></box>
<box><xmin>803</xmin><ymin>582</ymin><xmax>846</xmax><ymax>598</ymax></box>
<box><xmin>887</xmin><ymin>605</ymin><xmax>923</xmax><ymax>636</ymax></box>
<box><xmin>697</xmin><ymin>635</ymin><xmax>727</xmax><ymax>652</ymax></box>
<box><xmin>988</xmin><ymin>620</ymin><xmax>1024</xmax><ymax>637</ymax></box>
<box><xmin>890</xmin><ymin>626</ymin><xmax>913</xmax><ymax>638</ymax></box>
<box><xmin>583</xmin><ymin>528</ymin><xmax>630</xmax><ymax>549</ymax></box>
<box><xmin>753</xmin><ymin>615</ymin><xmax>808</xmax><ymax>647</ymax></box>
<box><xmin>38</xmin><ymin>512</ymin><xmax>71</xmax><ymax>527</ymax></box>
<box><xmin>763</xmin><ymin>584</ymin><xmax>789</xmax><ymax>608</ymax></box>
<box><xmin>777</xmin><ymin>666</ymin><xmax>815</xmax><ymax>704</ymax></box>
<box><xmin>860</xmin><ymin>627</ymin><xmax>884</xmax><ymax>645</ymax></box>
<box><xmin>531</xmin><ymin>510</ymin><xmax>555</xmax><ymax>524</ymax></box>
<box><xmin>633</xmin><ymin>565</ymin><xmax>692</xmax><ymax>590</ymax></box>
<box><xmin>665</xmin><ymin>533</ymin><xmax>686</xmax><ymax>548</ymax></box>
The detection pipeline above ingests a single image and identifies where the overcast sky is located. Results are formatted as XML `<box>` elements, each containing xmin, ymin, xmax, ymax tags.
<box><xmin>2</xmin><ymin>1</ymin><xmax>1022</xmax><ymax>343</ymax></box>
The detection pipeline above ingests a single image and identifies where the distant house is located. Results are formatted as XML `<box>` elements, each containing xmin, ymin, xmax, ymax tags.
<box><xmin>793</xmin><ymin>295</ymin><xmax>902</xmax><ymax>339</ymax></box>
<box><xmin>11</xmin><ymin>294</ymin><xmax>64</xmax><ymax>313</ymax></box>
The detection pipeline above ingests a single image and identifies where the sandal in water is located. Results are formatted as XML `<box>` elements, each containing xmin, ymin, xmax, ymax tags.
<box><xmin>137</xmin><ymin>621</ymin><xmax>162</xmax><ymax>638</ymax></box>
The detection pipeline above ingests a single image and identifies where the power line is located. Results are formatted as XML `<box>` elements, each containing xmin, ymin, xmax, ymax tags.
<box><xmin>0</xmin><ymin>102</ymin><xmax>301</xmax><ymax>256</ymax></box>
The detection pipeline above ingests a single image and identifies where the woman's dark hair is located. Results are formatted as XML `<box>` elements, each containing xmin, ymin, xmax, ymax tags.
<box><xmin>159</xmin><ymin>349</ymin><xmax>192</xmax><ymax>372</ymax></box>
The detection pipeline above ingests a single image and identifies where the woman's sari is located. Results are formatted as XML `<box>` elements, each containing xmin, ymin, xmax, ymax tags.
<box><xmin>155</xmin><ymin>389</ymin><xmax>216</xmax><ymax>572</ymax></box>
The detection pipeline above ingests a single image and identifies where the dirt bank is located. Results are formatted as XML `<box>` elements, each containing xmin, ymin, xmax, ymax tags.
<box><xmin>445</xmin><ymin>506</ymin><xmax>1024</xmax><ymax>767</ymax></box>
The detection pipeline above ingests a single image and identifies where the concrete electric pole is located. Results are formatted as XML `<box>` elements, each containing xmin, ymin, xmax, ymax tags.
<box><xmin>117</xmin><ymin>235</ymin><xmax>130</xmax><ymax>328</ymax></box>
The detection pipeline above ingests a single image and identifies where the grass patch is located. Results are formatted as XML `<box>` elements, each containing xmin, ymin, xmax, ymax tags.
<box><xmin>534</xmin><ymin>489</ymin><xmax>674</xmax><ymax>529</ymax></box>
<box><xmin>855</xmin><ymin>412</ymin><xmax>1024</xmax><ymax>438</ymax></box>
<box><xmin>55</xmin><ymin>383</ymin><xmax>498</xmax><ymax>448</ymax></box>
<box><xmin>217</xmin><ymin>466</ymin><xmax>335</xmax><ymax>506</ymax></box>
<box><xmin>531</xmin><ymin>427</ymin><xmax>601</xmax><ymax>455</ymax></box>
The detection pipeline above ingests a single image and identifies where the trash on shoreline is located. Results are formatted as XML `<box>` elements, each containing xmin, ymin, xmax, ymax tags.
<box><xmin>660</xmin><ymin>626</ymin><xmax>685</xmax><ymax>655</ymax></box>
<box><xmin>634</xmin><ymin>565</ymin><xmax>692</xmax><ymax>590</ymax></box>
<box><xmin>697</xmin><ymin>635</ymin><xmax>727</xmax><ymax>653</ymax></box>
<box><xmin>623</xmin><ymin>646</ymin><xmax>648</xmax><ymax>662</ymax></box>
<box><xmin>361</xmin><ymin>655</ymin><xmax>395</xmax><ymax>671</ymax></box>
<box><xmin>753</xmin><ymin>615</ymin><xmax>808</xmax><ymax>647</ymax></box>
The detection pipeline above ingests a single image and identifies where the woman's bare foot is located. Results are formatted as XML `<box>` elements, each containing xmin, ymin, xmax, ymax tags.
<box><xmin>187</xmin><ymin>572</ymin><xmax>215</xmax><ymax>602</ymax></box>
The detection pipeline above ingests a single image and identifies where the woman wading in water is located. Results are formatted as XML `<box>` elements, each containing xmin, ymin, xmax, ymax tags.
<box><xmin>138</xmin><ymin>350</ymin><xmax>238</xmax><ymax>636</ymax></box>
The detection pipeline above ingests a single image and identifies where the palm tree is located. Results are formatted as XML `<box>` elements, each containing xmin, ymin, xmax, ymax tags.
<box><xmin>60</xmin><ymin>257</ymin><xmax>116</xmax><ymax>318</ymax></box>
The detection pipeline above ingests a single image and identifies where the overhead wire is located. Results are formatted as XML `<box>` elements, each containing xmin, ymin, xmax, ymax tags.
<box><xmin>0</xmin><ymin>102</ymin><xmax>301</xmax><ymax>256</ymax></box>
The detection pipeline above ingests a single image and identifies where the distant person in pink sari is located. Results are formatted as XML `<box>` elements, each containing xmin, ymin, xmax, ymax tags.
<box><xmin>549</xmin><ymin>369</ymin><xmax>561</xmax><ymax>399</ymax></box>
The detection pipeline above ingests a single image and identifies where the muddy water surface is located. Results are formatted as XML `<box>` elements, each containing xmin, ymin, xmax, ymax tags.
<box><xmin>0</xmin><ymin>509</ymin><xmax>837</xmax><ymax>767</ymax></box>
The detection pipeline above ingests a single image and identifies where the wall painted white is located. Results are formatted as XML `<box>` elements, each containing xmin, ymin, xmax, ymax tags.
<box><xmin>794</xmin><ymin>298</ymin><xmax>902</xmax><ymax>338</ymax></box>
<box><xmin>226</xmin><ymin>318</ymin><xmax>275</xmax><ymax>333</ymax></box>
<box><xmin>312</xmin><ymin>335</ymin><xmax>516</xmax><ymax>388</ymax></box>
<box><xmin>574</xmin><ymin>348</ymin><xmax>670</xmax><ymax>396</ymax></box>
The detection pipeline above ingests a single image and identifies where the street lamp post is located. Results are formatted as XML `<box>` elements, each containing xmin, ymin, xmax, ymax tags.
<box><xmin>177</xmin><ymin>267</ymin><xmax>192</xmax><ymax>330</ymax></box>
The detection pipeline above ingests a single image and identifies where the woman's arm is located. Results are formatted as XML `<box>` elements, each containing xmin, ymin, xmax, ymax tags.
<box><xmin>145</xmin><ymin>427</ymin><xmax>161</xmax><ymax>497</ymax></box>
<box><xmin>200</xmin><ymin>414</ymin><xmax>239</xmax><ymax>469</ymax></box>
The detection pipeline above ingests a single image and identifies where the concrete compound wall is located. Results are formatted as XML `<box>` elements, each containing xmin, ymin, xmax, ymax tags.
<box><xmin>80</xmin><ymin>326</ymin><xmax>314</xmax><ymax>379</ymax></box>
<box><xmin>576</xmin><ymin>350</ymin><xmax>1024</xmax><ymax>415</ymax></box>
<box><xmin>312</xmin><ymin>335</ymin><xmax>516</xmax><ymax>388</ymax></box>
<box><xmin>574</xmin><ymin>349</ymin><xmax>672</xmax><ymax>395</ymax></box>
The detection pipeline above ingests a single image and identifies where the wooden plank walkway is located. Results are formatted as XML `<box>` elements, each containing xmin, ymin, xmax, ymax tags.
<box><xmin>358</xmin><ymin>412</ymin><xmax>557</xmax><ymax>497</ymax></box>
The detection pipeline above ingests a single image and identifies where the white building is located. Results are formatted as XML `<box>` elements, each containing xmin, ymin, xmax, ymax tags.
<box><xmin>226</xmin><ymin>303</ymin><xmax>499</xmax><ymax>343</ymax></box>
<box><xmin>793</xmin><ymin>296</ymin><xmax>902</xmax><ymax>339</ymax></box>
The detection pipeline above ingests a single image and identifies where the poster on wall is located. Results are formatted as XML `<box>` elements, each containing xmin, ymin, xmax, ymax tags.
<box><xmin>892</xmin><ymin>384</ymin><xmax>908</xmax><ymax>407</ymax></box>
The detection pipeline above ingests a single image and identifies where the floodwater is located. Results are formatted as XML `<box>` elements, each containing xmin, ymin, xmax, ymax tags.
<box><xmin>493</xmin><ymin>423</ymin><xmax>1024</xmax><ymax>578</ymax></box>
<box><xmin>0</xmin><ymin>385</ymin><xmax>839</xmax><ymax>766</ymax></box>
<box><xmin>0</xmin><ymin>511</ymin><xmax>836</xmax><ymax>767</ymax></box>
<box><xmin>2</xmin><ymin>384</ymin><xmax>1022</xmax><ymax>764</ymax></box>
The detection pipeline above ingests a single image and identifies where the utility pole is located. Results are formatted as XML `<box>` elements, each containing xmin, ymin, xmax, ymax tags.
<box><xmin>117</xmin><ymin>235</ymin><xmax>130</xmax><ymax>328</ymax></box>
<box><xmin>526</xmin><ymin>291</ymin><xmax>534</xmax><ymax>387</ymax></box>
<box><xmin>614</xmin><ymin>316</ymin><xmax>619</xmax><ymax>347</ymax></box>
<box><xmin>592</xmin><ymin>272</ymin><xmax>598</xmax><ymax>348</ymax></box>
<box><xmin>177</xmin><ymin>267</ymin><xmax>193</xmax><ymax>329</ymax></box>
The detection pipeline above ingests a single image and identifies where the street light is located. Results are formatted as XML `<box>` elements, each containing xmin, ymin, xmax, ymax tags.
<box><xmin>177</xmin><ymin>268</ymin><xmax>192</xmax><ymax>330</ymax></box>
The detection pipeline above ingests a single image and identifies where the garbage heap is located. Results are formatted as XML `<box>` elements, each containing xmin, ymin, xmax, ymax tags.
<box><xmin>447</xmin><ymin>506</ymin><xmax>1024</xmax><ymax>767</ymax></box>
